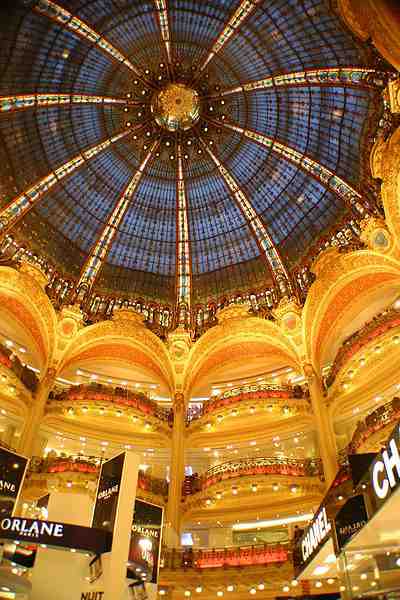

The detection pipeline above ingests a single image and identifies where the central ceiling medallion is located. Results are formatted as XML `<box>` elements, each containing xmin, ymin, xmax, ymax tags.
<box><xmin>151</xmin><ymin>83</ymin><xmax>200</xmax><ymax>132</ymax></box>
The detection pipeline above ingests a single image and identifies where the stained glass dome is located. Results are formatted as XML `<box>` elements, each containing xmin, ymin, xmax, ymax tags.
<box><xmin>0</xmin><ymin>0</ymin><xmax>387</xmax><ymax>311</ymax></box>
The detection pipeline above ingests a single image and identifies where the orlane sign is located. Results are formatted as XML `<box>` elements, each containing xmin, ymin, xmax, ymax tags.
<box><xmin>369</xmin><ymin>422</ymin><xmax>400</xmax><ymax>509</ymax></box>
<box><xmin>296</xmin><ymin>507</ymin><xmax>332</xmax><ymax>573</ymax></box>
<box><xmin>0</xmin><ymin>517</ymin><xmax>112</xmax><ymax>554</ymax></box>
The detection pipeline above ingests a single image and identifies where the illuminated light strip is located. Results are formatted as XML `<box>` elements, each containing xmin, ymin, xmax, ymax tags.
<box><xmin>176</xmin><ymin>145</ymin><xmax>192</xmax><ymax>308</ymax></box>
<box><xmin>77</xmin><ymin>141</ymin><xmax>158</xmax><ymax>290</ymax></box>
<box><xmin>154</xmin><ymin>0</ymin><xmax>172</xmax><ymax>63</ymax></box>
<box><xmin>202</xmin><ymin>140</ymin><xmax>289</xmax><ymax>280</ymax></box>
<box><xmin>0</xmin><ymin>93</ymin><xmax>138</xmax><ymax>113</ymax></box>
<box><xmin>232</xmin><ymin>512</ymin><xmax>314</xmax><ymax>531</ymax></box>
<box><xmin>212</xmin><ymin>67</ymin><xmax>380</xmax><ymax>97</ymax></box>
<box><xmin>218</xmin><ymin>120</ymin><xmax>365</xmax><ymax>211</ymax></box>
<box><xmin>199</xmin><ymin>0</ymin><xmax>261</xmax><ymax>72</ymax></box>
<box><xmin>0</xmin><ymin>130</ymin><xmax>130</xmax><ymax>235</ymax></box>
<box><xmin>34</xmin><ymin>0</ymin><xmax>145</xmax><ymax>79</ymax></box>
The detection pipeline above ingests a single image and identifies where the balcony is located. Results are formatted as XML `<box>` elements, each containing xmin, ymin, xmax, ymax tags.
<box><xmin>161</xmin><ymin>542</ymin><xmax>291</xmax><ymax>570</ymax></box>
<box><xmin>46</xmin><ymin>383</ymin><xmax>173</xmax><ymax>435</ymax></box>
<box><xmin>187</xmin><ymin>385</ymin><xmax>311</xmax><ymax>442</ymax></box>
<box><xmin>23</xmin><ymin>455</ymin><xmax>168</xmax><ymax>504</ymax></box>
<box><xmin>325</xmin><ymin>306</ymin><xmax>400</xmax><ymax>388</ymax></box>
<box><xmin>183</xmin><ymin>457</ymin><xmax>323</xmax><ymax>496</ymax></box>
<box><xmin>348</xmin><ymin>396</ymin><xmax>400</xmax><ymax>453</ymax></box>
<box><xmin>0</xmin><ymin>343</ymin><xmax>39</xmax><ymax>393</ymax></box>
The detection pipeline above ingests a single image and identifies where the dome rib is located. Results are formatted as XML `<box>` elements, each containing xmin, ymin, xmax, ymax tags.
<box><xmin>154</xmin><ymin>0</ymin><xmax>173</xmax><ymax>65</ymax></box>
<box><xmin>176</xmin><ymin>144</ymin><xmax>192</xmax><ymax>314</ymax></box>
<box><xmin>209</xmin><ymin>67</ymin><xmax>383</xmax><ymax>98</ymax></box>
<box><xmin>77</xmin><ymin>139</ymin><xmax>159</xmax><ymax>297</ymax></box>
<box><xmin>200</xmin><ymin>137</ymin><xmax>290</xmax><ymax>288</ymax></box>
<box><xmin>34</xmin><ymin>0</ymin><xmax>153</xmax><ymax>87</ymax></box>
<box><xmin>0</xmin><ymin>93</ymin><xmax>140</xmax><ymax>114</ymax></box>
<box><xmin>215</xmin><ymin>118</ymin><xmax>377</xmax><ymax>217</ymax></box>
<box><xmin>0</xmin><ymin>128</ymin><xmax>130</xmax><ymax>237</ymax></box>
<box><xmin>197</xmin><ymin>0</ymin><xmax>262</xmax><ymax>75</ymax></box>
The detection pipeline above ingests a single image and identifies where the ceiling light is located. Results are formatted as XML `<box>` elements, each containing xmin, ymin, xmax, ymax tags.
<box><xmin>282</xmin><ymin>586</ymin><xmax>290</xmax><ymax>593</ymax></box>
<box><xmin>234</xmin><ymin>512</ymin><xmax>313</xmax><ymax>531</ymax></box>
<box><xmin>396</xmin><ymin>558</ymin><xmax>400</xmax><ymax>567</ymax></box>
<box><xmin>227</xmin><ymin>586</ymin><xmax>234</xmax><ymax>592</ymax></box>
<box><xmin>360</xmin><ymin>574</ymin><xmax>367</xmax><ymax>580</ymax></box>
<box><xmin>340</xmin><ymin>586</ymin><xmax>346</xmax><ymax>592</ymax></box>
<box><xmin>217</xmin><ymin>592</ymin><xmax>223</xmax><ymax>597</ymax></box>
<box><xmin>327</xmin><ymin>579</ymin><xmax>335</xmax><ymax>585</ymax></box>
<box><xmin>291</xmin><ymin>580</ymin><xmax>298</xmax><ymax>587</ymax></box>
<box><xmin>315</xmin><ymin>582</ymin><xmax>322</xmax><ymax>588</ymax></box>
<box><xmin>313</xmin><ymin>566</ymin><xmax>329</xmax><ymax>576</ymax></box>
<box><xmin>258</xmin><ymin>584</ymin><xmax>265</xmax><ymax>591</ymax></box>
<box><xmin>196</xmin><ymin>587</ymin><xmax>202</xmax><ymax>593</ymax></box>
<box><xmin>184</xmin><ymin>591</ymin><xmax>191</xmax><ymax>597</ymax></box>
<box><xmin>249</xmin><ymin>588</ymin><xmax>256</xmax><ymax>595</ymax></box>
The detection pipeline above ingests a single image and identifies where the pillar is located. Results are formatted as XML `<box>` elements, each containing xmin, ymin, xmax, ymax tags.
<box><xmin>304</xmin><ymin>364</ymin><xmax>338</xmax><ymax>487</ymax></box>
<box><xmin>165</xmin><ymin>392</ymin><xmax>185</xmax><ymax>547</ymax></box>
<box><xmin>19</xmin><ymin>368</ymin><xmax>56</xmax><ymax>456</ymax></box>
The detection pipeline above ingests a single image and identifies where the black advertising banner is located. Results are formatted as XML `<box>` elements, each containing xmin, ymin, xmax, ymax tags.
<box><xmin>294</xmin><ymin>506</ymin><xmax>332</xmax><ymax>575</ymax></box>
<box><xmin>0</xmin><ymin>446</ymin><xmax>29</xmax><ymax>516</ymax></box>
<box><xmin>348</xmin><ymin>453</ymin><xmax>377</xmax><ymax>487</ymax></box>
<box><xmin>367</xmin><ymin>422</ymin><xmax>400</xmax><ymax>514</ymax></box>
<box><xmin>92</xmin><ymin>452</ymin><xmax>125</xmax><ymax>532</ymax></box>
<box><xmin>0</xmin><ymin>517</ymin><xmax>112</xmax><ymax>554</ymax></box>
<box><xmin>334</xmin><ymin>494</ymin><xmax>368</xmax><ymax>552</ymax></box>
<box><xmin>128</xmin><ymin>499</ymin><xmax>163</xmax><ymax>584</ymax></box>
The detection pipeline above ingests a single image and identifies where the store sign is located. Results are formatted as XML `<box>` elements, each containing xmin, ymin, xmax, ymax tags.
<box><xmin>297</xmin><ymin>507</ymin><xmax>332</xmax><ymax>568</ymax></box>
<box><xmin>370</xmin><ymin>423</ymin><xmax>400</xmax><ymax>504</ymax></box>
<box><xmin>0</xmin><ymin>517</ymin><xmax>112</xmax><ymax>554</ymax></box>
<box><xmin>128</xmin><ymin>499</ymin><xmax>163</xmax><ymax>584</ymax></box>
<box><xmin>92</xmin><ymin>452</ymin><xmax>125</xmax><ymax>533</ymax></box>
<box><xmin>334</xmin><ymin>495</ymin><xmax>368</xmax><ymax>552</ymax></box>
<box><xmin>0</xmin><ymin>447</ymin><xmax>28</xmax><ymax>516</ymax></box>
<box><xmin>80</xmin><ymin>593</ymin><xmax>104</xmax><ymax>600</ymax></box>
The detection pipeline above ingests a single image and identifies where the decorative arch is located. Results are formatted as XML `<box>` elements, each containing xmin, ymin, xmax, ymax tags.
<box><xmin>58</xmin><ymin>314</ymin><xmax>175</xmax><ymax>392</ymax></box>
<box><xmin>378</xmin><ymin>126</ymin><xmax>400</xmax><ymax>249</ymax></box>
<box><xmin>184</xmin><ymin>307</ymin><xmax>301</xmax><ymax>397</ymax></box>
<box><xmin>302</xmin><ymin>248</ymin><xmax>400</xmax><ymax>371</ymax></box>
<box><xmin>0</xmin><ymin>266</ymin><xmax>57</xmax><ymax>372</ymax></box>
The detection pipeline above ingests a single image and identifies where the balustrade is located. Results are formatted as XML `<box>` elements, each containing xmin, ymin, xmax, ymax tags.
<box><xmin>183</xmin><ymin>456</ymin><xmax>323</xmax><ymax>495</ymax></box>
<box><xmin>186</xmin><ymin>383</ymin><xmax>308</xmax><ymax>424</ymax></box>
<box><xmin>348</xmin><ymin>396</ymin><xmax>400</xmax><ymax>452</ymax></box>
<box><xmin>161</xmin><ymin>542</ymin><xmax>291</xmax><ymax>570</ymax></box>
<box><xmin>0</xmin><ymin>342</ymin><xmax>39</xmax><ymax>392</ymax></box>
<box><xmin>28</xmin><ymin>455</ymin><xmax>169</xmax><ymax>498</ymax></box>
<box><xmin>50</xmin><ymin>383</ymin><xmax>173</xmax><ymax>424</ymax></box>
<box><xmin>325</xmin><ymin>306</ymin><xmax>400</xmax><ymax>388</ymax></box>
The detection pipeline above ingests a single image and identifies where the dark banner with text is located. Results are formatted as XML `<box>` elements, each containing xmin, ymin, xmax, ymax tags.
<box><xmin>0</xmin><ymin>517</ymin><xmax>111</xmax><ymax>553</ymax></box>
<box><xmin>0</xmin><ymin>446</ymin><xmax>29</xmax><ymax>517</ymax></box>
<box><xmin>128</xmin><ymin>499</ymin><xmax>163</xmax><ymax>584</ymax></box>
<box><xmin>92</xmin><ymin>452</ymin><xmax>125</xmax><ymax>533</ymax></box>
<box><xmin>334</xmin><ymin>494</ymin><xmax>368</xmax><ymax>553</ymax></box>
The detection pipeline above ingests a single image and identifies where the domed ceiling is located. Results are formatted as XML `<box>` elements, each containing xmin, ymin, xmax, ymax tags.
<box><xmin>0</xmin><ymin>0</ymin><xmax>386</xmax><ymax>309</ymax></box>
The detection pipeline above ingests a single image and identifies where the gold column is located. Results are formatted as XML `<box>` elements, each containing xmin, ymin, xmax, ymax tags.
<box><xmin>338</xmin><ymin>0</ymin><xmax>400</xmax><ymax>70</ymax></box>
<box><xmin>19</xmin><ymin>368</ymin><xmax>56</xmax><ymax>457</ymax></box>
<box><xmin>304</xmin><ymin>364</ymin><xmax>338</xmax><ymax>487</ymax></box>
<box><xmin>165</xmin><ymin>392</ymin><xmax>186</xmax><ymax>547</ymax></box>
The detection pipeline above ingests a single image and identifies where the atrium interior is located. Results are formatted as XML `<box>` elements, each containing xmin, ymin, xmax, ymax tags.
<box><xmin>0</xmin><ymin>0</ymin><xmax>400</xmax><ymax>599</ymax></box>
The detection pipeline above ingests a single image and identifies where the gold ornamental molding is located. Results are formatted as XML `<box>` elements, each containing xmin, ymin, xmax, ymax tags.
<box><xmin>0</xmin><ymin>265</ymin><xmax>57</xmax><ymax>370</ymax></box>
<box><xmin>302</xmin><ymin>247</ymin><xmax>400</xmax><ymax>369</ymax></box>
<box><xmin>359</xmin><ymin>216</ymin><xmax>393</xmax><ymax>254</ymax></box>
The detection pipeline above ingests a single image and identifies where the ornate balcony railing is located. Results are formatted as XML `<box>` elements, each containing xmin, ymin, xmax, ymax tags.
<box><xmin>49</xmin><ymin>383</ymin><xmax>173</xmax><ymax>424</ymax></box>
<box><xmin>182</xmin><ymin>457</ymin><xmax>323</xmax><ymax>495</ymax></box>
<box><xmin>325</xmin><ymin>306</ymin><xmax>400</xmax><ymax>388</ymax></box>
<box><xmin>28</xmin><ymin>455</ymin><xmax>169</xmax><ymax>498</ymax></box>
<box><xmin>161</xmin><ymin>543</ymin><xmax>291</xmax><ymax>570</ymax></box>
<box><xmin>0</xmin><ymin>343</ymin><xmax>39</xmax><ymax>393</ymax></box>
<box><xmin>186</xmin><ymin>384</ymin><xmax>309</xmax><ymax>425</ymax></box>
<box><xmin>348</xmin><ymin>396</ymin><xmax>400</xmax><ymax>453</ymax></box>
